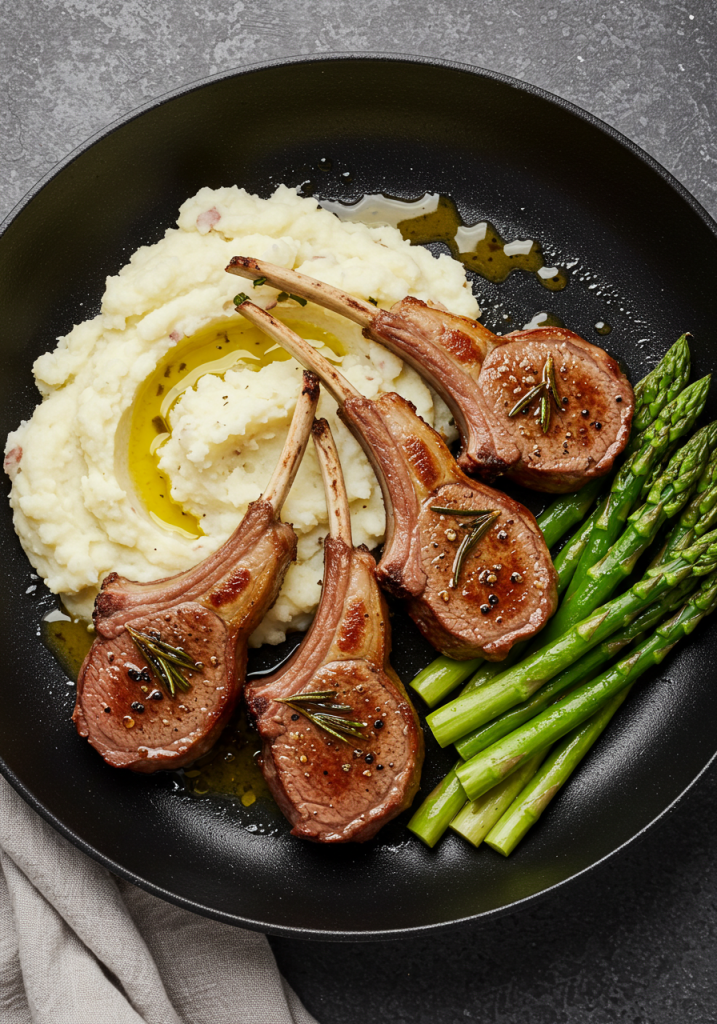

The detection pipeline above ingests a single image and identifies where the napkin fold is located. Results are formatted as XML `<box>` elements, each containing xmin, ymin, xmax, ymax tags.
<box><xmin>0</xmin><ymin>777</ymin><xmax>317</xmax><ymax>1024</ymax></box>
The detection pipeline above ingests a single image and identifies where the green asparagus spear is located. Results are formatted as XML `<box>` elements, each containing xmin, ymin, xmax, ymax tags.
<box><xmin>484</xmin><ymin>687</ymin><xmax>633</xmax><ymax>856</ymax></box>
<box><xmin>407</xmin><ymin>762</ymin><xmax>466</xmax><ymax>847</ymax></box>
<box><xmin>410</xmin><ymin>656</ymin><xmax>483</xmax><ymax>708</ymax></box>
<box><xmin>544</xmin><ymin>420</ymin><xmax>717</xmax><ymax>641</ymax></box>
<box><xmin>627</xmin><ymin>334</ymin><xmax>691</xmax><ymax>446</ymax></box>
<box><xmin>536</xmin><ymin>335</ymin><xmax>691</xmax><ymax>557</ymax></box>
<box><xmin>560</xmin><ymin>375</ymin><xmax>711</xmax><ymax>607</ymax></box>
<box><xmin>536</xmin><ymin>478</ymin><xmax>604</xmax><ymax>550</ymax></box>
<box><xmin>455</xmin><ymin>571</ymin><xmax>717</xmax><ymax>801</ymax></box>
<box><xmin>453</xmin><ymin>574</ymin><xmax>697</xmax><ymax>760</ymax></box>
<box><xmin>651</xmin><ymin>450</ymin><xmax>717</xmax><ymax>567</ymax></box>
<box><xmin>552</xmin><ymin>504</ymin><xmax>606</xmax><ymax>595</ymax></box>
<box><xmin>449</xmin><ymin>750</ymin><xmax>549</xmax><ymax>847</ymax></box>
<box><xmin>426</xmin><ymin>527</ymin><xmax>717</xmax><ymax>748</ymax></box>
<box><xmin>457</xmin><ymin>641</ymin><xmax>529</xmax><ymax>697</ymax></box>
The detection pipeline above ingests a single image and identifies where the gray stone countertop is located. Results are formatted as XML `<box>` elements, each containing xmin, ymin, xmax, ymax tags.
<box><xmin>2</xmin><ymin>2</ymin><xmax>716</xmax><ymax>1021</ymax></box>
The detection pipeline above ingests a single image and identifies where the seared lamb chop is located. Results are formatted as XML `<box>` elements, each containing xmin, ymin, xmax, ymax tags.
<box><xmin>246</xmin><ymin>418</ymin><xmax>424</xmax><ymax>843</ymax></box>
<box><xmin>226</xmin><ymin>256</ymin><xmax>633</xmax><ymax>492</ymax></box>
<box><xmin>231</xmin><ymin>299</ymin><xmax>557</xmax><ymax>661</ymax></box>
<box><xmin>73</xmin><ymin>371</ymin><xmax>320</xmax><ymax>772</ymax></box>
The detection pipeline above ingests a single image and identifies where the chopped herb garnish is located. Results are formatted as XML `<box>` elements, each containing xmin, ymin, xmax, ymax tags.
<box><xmin>507</xmin><ymin>354</ymin><xmax>561</xmax><ymax>433</ymax></box>
<box><xmin>276</xmin><ymin>291</ymin><xmax>308</xmax><ymax>307</ymax></box>
<box><xmin>252</xmin><ymin>276</ymin><xmax>267</xmax><ymax>287</ymax></box>
<box><xmin>368</xmin><ymin>296</ymin><xmax>379</xmax><ymax>306</ymax></box>
<box><xmin>126</xmin><ymin>626</ymin><xmax>200</xmax><ymax>698</ymax></box>
<box><xmin>276</xmin><ymin>690</ymin><xmax>368</xmax><ymax>744</ymax></box>
<box><xmin>233</xmin><ymin>292</ymin><xmax>250</xmax><ymax>306</ymax></box>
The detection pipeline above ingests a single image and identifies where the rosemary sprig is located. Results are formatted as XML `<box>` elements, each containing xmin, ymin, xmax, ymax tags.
<box><xmin>429</xmin><ymin>507</ymin><xmax>495</xmax><ymax>516</ymax></box>
<box><xmin>276</xmin><ymin>690</ymin><xmax>368</xmax><ymax>744</ymax></box>
<box><xmin>429</xmin><ymin>506</ymin><xmax>501</xmax><ymax>587</ymax></box>
<box><xmin>451</xmin><ymin>512</ymin><xmax>500</xmax><ymax>587</ymax></box>
<box><xmin>508</xmin><ymin>354</ymin><xmax>561</xmax><ymax>433</ymax></box>
<box><xmin>126</xmin><ymin>626</ymin><xmax>200</xmax><ymax>698</ymax></box>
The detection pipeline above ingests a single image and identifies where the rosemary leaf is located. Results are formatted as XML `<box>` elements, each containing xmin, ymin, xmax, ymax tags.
<box><xmin>451</xmin><ymin>512</ymin><xmax>500</xmax><ymax>588</ymax></box>
<box><xmin>276</xmin><ymin>690</ymin><xmax>368</xmax><ymax>744</ymax></box>
<box><xmin>539</xmin><ymin>391</ymin><xmax>551</xmax><ymax>433</ymax></box>
<box><xmin>429</xmin><ymin>506</ymin><xmax>495</xmax><ymax>517</ymax></box>
<box><xmin>280</xmin><ymin>690</ymin><xmax>340</xmax><ymax>703</ymax></box>
<box><xmin>126</xmin><ymin>626</ymin><xmax>199</xmax><ymax>698</ymax></box>
<box><xmin>508</xmin><ymin>383</ymin><xmax>544</xmax><ymax>419</ymax></box>
<box><xmin>543</xmin><ymin>354</ymin><xmax>562</xmax><ymax>409</ymax></box>
<box><xmin>508</xmin><ymin>356</ymin><xmax>561</xmax><ymax>429</ymax></box>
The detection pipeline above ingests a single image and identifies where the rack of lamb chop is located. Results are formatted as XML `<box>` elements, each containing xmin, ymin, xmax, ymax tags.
<box><xmin>245</xmin><ymin>418</ymin><xmax>424</xmax><ymax>843</ymax></box>
<box><xmin>229</xmin><ymin>298</ymin><xmax>557</xmax><ymax>661</ymax></box>
<box><xmin>73</xmin><ymin>371</ymin><xmax>320</xmax><ymax>772</ymax></box>
<box><xmin>227</xmin><ymin>256</ymin><xmax>633</xmax><ymax>493</ymax></box>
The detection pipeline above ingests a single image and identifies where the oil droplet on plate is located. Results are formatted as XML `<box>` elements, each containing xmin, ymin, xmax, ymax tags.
<box><xmin>320</xmin><ymin>193</ymin><xmax>569</xmax><ymax>292</ymax></box>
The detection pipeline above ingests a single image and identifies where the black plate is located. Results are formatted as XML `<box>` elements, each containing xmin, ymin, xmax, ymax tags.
<box><xmin>2</xmin><ymin>55</ymin><xmax>717</xmax><ymax>940</ymax></box>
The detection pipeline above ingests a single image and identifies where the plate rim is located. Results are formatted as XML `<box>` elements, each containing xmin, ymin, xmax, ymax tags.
<box><xmin>2</xmin><ymin>51</ymin><xmax>717</xmax><ymax>941</ymax></box>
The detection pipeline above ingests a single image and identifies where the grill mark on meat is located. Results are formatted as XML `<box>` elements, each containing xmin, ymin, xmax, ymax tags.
<box><xmin>440</xmin><ymin>327</ymin><xmax>485</xmax><ymax>365</ymax></box>
<box><xmin>73</xmin><ymin>372</ymin><xmax>320</xmax><ymax>772</ymax></box>
<box><xmin>337</xmin><ymin>599</ymin><xmax>367</xmax><ymax>653</ymax></box>
<box><xmin>208</xmin><ymin>567</ymin><xmax>251</xmax><ymax>607</ymax></box>
<box><xmin>403</xmin><ymin>434</ymin><xmax>441</xmax><ymax>491</ymax></box>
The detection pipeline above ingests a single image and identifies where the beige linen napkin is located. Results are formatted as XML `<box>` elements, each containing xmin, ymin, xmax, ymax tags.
<box><xmin>0</xmin><ymin>777</ymin><xmax>317</xmax><ymax>1024</ymax></box>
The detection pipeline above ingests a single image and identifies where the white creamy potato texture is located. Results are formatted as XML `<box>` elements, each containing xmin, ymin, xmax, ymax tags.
<box><xmin>5</xmin><ymin>185</ymin><xmax>479</xmax><ymax>645</ymax></box>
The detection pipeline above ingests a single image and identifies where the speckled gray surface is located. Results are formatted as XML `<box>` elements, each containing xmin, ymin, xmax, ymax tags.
<box><xmin>2</xmin><ymin>2</ymin><xmax>717</xmax><ymax>1022</ymax></box>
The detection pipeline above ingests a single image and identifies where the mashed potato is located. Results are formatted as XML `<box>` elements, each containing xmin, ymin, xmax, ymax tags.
<box><xmin>5</xmin><ymin>185</ymin><xmax>479</xmax><ymax>645</ymax></box>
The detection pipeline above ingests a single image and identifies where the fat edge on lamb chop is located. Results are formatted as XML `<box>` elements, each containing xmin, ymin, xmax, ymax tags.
<box><xmin>246</xmin><ymin>418</ymin><xmax>424</xmax><ymax>843</ymax></box>
<box><xmin>232</xmin><ymin>298</ymin><xmax>557</xmax><ymax>662</ymax></box>
<box><xmin>227</xmin><ymin>256</ymin><xmax>633</xmax><ymax>493</ymax></box>
<box><xmin>73</xmin><ymin>371</ymin><xmax>320</xmax><ymax>772</ymax></box>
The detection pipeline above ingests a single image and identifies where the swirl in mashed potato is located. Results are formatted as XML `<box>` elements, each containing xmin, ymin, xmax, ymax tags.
<box><xmin>5</xmin><ymin>185</ymin><xmax>479</xmax><ymax>645</ymax></box>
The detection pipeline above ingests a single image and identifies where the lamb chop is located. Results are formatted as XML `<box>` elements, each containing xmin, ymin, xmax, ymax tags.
<box><xmin>226</xmin><ymin>256</ymin><xmax>633</xmax><ymax>493</ymax></box>
<box><xmin>245</xmin><ymin>418</ymin><xmax>424</xmax><ymax>843</ymax></box>
<box><xmin>230</xmin><ymin>298</ymin><xmax>557</xmax><ymax>661</ymax></box>
<box><xmin>73</xmin><ymin>371</ymin><xmax>320</xmax><ymax>772</ymax></box>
